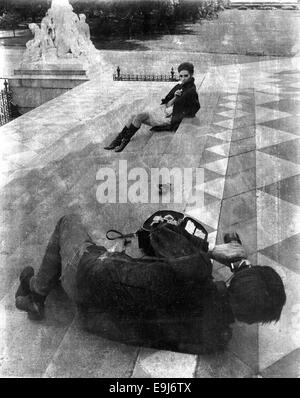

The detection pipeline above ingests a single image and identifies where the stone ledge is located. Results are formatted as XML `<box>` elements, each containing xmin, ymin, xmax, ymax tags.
<box><xmin>14</xmin><ymin>69</ymin><xmax>87</xmax><ymax>76</ymax></box>
<box><xmin>9</xmin><ymin>65</ymin><xmax>90</xmax><ymax>114</ymax></box>
<box><xmin>10</xmin><ymin>77</ymin><xmax>89</xmax><ymax>89</ymax></box>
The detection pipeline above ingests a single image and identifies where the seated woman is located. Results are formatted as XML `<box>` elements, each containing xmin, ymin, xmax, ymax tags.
<box><xmin>104</xmin><ymin>62</ymin><xmax>200</xmax><ymax>153</ymax></box>
<box><xmin>15</xmin><ymin>214</ymin><xmax>286</xmax><ymax>355</ymax></box>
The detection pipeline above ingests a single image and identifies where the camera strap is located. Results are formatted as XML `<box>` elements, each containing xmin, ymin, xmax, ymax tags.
<box><xmin>106</xmin><ymin>229</ymin><xmax>137</xmax><ymax>241</ymax></box>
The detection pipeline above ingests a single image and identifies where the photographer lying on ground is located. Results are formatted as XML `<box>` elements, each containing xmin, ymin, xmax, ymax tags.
<box><xmin>15</xmin><ymin>212</ymin><xmax>286</xmax><ymax>355</ymax></box>
<box><xmin>104</xmin><ymin>62</ymin><xmax>200</xmax><ymax>153</ymax></box>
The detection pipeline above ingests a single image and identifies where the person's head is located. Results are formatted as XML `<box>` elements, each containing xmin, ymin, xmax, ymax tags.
<box><xmin>228</xmin><ymin>266</ymin><xmax>286</xmax><ymax>325</ymax></box>
<box><xmin>178</xmin><ymin>62</ymin><xmax>194</xmax><ymax>84</ymax></box>
<box><xmin>29</xmin><ymin>23</ymin><xmax>38</xmax><ymax>34</ymax></box>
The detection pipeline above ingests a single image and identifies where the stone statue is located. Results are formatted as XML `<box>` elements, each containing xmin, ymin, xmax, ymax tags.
<box><xmin>23</xmin><ymin>23</ymin><xmax>43</xmax><ymax>62</ymax></box>
<box><xmin>40</xmin><ymin>11</ymin><xmax>55</xmax><ymax>51</ymax></box>
<box><xmin>78</xmin><ymin>14</ymin><xmax>90</xmax><ymax>41</ymax></box>
<box><xmin>51</xmin><ymin>0</ymin><xmax>73</xmax><ymax>12</ymax></box>
<box><xmin>20</xmin><ymin>0</ymin><xmax>102</xmax><ymax>71</ymax></box>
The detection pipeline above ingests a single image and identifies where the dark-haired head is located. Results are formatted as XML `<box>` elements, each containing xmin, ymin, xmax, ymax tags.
<box><xmin>178</xmin><ymin>62</ymin><xmax>194</xmax><ymax>75</ymax></box>
<box><xmin>228</xmin><ymin>266</ymin><xmax>286</xmax><ymax>325</ymax></box>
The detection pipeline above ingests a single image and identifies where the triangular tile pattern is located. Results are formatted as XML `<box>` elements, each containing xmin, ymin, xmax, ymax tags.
<box><xmin>209</xmin><ymin>86</ymin><xmax>259</xmax><ymax>371</ymax></box>
<box><xmin>259</xmin><ymin>233</ymin><xmax>300</xmax><ymax>275</ymax></box>
<box><xmin>214</xmin><ymin>119</ymin><xmax>235</xmax><ymax>130</ymax></box>
<box><xmin>199</xmin><ymin>150</ymin><xmax>227</xmax><ymax>166</ymax></box>
<box><xmin>218</xmin><ymin>101</ymin><xmax>236</xmax><ymax>110</ymax></box>
<box><xmin>256</xmin><ymin>151</ymin><xmax>300</xmax><ymax>188</ymax></box>
<box><xmin>223</xmin><ymin>167</ymin><xmax>256</xmax><ymax>199</ymax></box>
<box><xmin>215</xmin><ymin>105</ymin><xmax>235</xmax><ymax>113</ymax></box>
<box><xmin>258</xmin><ymin>174</ymin><xmax>300</xmax><ymax>206</ymax></box>
<box><xmin>204</xmin><ymin>158</ymin><xmax>229</xmax><ymax>176</ymax></box>
<box><xmin>207</xmin><ymin>142</ymin><xmax>231</xmax><ymax>157</ymax></box>
<box><xmin>233</xmin><ymin>115</ymin><xmax>256</xmax><ymax>129</ymax></box>
<box><xmin>231</xmin><ymin>126</ymin><xmax>255</xmax><ymax>141</ymax></box>
<box><xmin>185</xmin><ymin>89</ymin><xmax>234</xmax><ymax>231</ymax></box>
<box><xmin>255</xmin><ymin>107</ymin><xmax>292</xmax><ymax>124</ymax></box>
<box><xmin>257</xmin><ymin>254</ymin><xmax>300</xmax><ymax>371</ymax></box>
<box><xmin>256</xmin><ymin>190</ymin><xmax>300</xmax><ymax>251</ymax></box>
<box><xmin>214</xmin><ymin>130</ymin><xmax>233</xmax><ymax>142</ymax></box>
<box><xmin>213</xmin><ymin>92</ymin><xmax>238</xmax><ymax>131</ymax></box>
<box><xmin>204</xmin><ymin>192</ymin><xmax>221</xmax><ymax>207</ymax></box>
<box><xmin>256</xmin><ymin>125</ymin><xmax>298</xmax><ymax>149</ymax></box>
<box><xmin>254</xmin><ymin>91</ymin><xmax>282</xmax><ymax>105</ymax></box>
<box><xmin>217</xmin><ymin>110</ymin><xmax>237</xmax><ymax>119</ymax></box>
<box><xmin>212</xmin><ymin>113</ymin><xmax>232</xmax><ymax>124</ymax></box>
<box><xmin>195</xmin><ymin>177</ymin><xmax>226</xmax><ymax>200</ymax></box>
<box><xmin>214</xmin><ymin>69</ymin><xmax>300</xmax><ymax>373</ymax></box>
<box><xmin>218</xmin><ymin>109</ymin><xmax>250</xmax><ymax>119</ymax></box>
<box><xmin>261</xmin><ymin>349</ymin><xmax>300</xmax><ymax>378</ymax></box>
<box><xmin>259</xmin><ymin>115</ymin><xmax>300</xmax><ymax>136</ymax></box>
<box><xmin>204</xmin><ymin>168</ymin><xmax>224</xmax><ymax>183</ymax></box>
<box><xmin>258</xmin><ymin>99</ymin><xmax>300</xmax><ymax>115</ymax></box>
<box><xmin>252</xmin><ymin>69</ymin><xmax>300</xmax><ymax>375</ymax></box>
<box><xmin>205</xmin><ymin>135</ymin><xmax>228</xmax><ymax>148</ymax></box>
<box><xmin>185</xmin><ymin>199</ymin><xmax>222</xmax><ymax>231</ymax></box>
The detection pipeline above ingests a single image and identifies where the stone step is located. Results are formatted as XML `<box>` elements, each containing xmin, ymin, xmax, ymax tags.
<box><xmin>132</xmin><ymin>348</ymin><xmax>197</xmax><ymax>378</ymax></box>
<box><xmin>43</xmin><ymin>315</ymin><xmax>139</xmax><ymax>378</ymax></box>
<box><xmin>0</xmin><ymin>282</ymin><xmax>75</xmax><ymax>377</ymax></box>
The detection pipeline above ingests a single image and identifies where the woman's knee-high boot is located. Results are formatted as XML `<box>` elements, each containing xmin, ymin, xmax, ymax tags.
<box><xmin>114</xmin><ymin>124</ymin><xmax>139</xmax><ymax>153</ymax></box>
<box><xmin>104</xmin><ymin>126</ymin><xmax>129</xmax><ymax>150</ymax></box>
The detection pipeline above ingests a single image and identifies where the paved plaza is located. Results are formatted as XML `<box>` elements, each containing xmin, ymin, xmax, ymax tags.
<box><xmin>0</xmin><ymin>10</ymin><xmax>300</xmax><ymax>378</ymax></box>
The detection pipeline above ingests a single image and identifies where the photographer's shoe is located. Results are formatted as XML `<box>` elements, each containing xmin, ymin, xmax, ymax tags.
<box><xmin>15</xmin><ymin>294</ymin><xmax>45</xmax><ymax>321</ymax></box>
<box><xmin>223</xmin><ymin>232</ymin><xmax>242</xmax><ymax>245</ymax></box>
<box><xmin>15</xmin><ymin>266</ymin><xmax>34</xmax><ymax>299</ymax></box>
<box><xmin>15</xmin><ymin>266</ymin><xmax>46</xmax><ymax>320</ymax></box>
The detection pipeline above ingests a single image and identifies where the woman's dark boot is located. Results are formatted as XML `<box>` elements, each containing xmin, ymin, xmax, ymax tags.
<box><xmin>114</xmin><ymin>124</ymin><xmax>139</xmax><ymax>153</ymax></box>
<box><xmin>104</xmin><ymin>126</ymin><xmax>128</xmax><ymax>150</ymax></box>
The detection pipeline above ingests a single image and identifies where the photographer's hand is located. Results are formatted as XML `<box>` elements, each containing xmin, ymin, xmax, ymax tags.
<box><xmin>208</xmin><ymin>242</ymin><xmax>247</xmax><ymax>266</ymax></box>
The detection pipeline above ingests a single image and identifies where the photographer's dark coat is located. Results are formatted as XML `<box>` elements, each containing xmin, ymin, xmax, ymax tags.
<box><xmin>76</xmin><ymin>224</ymin><xmax>234</xmax><ymax>355</ymax></box>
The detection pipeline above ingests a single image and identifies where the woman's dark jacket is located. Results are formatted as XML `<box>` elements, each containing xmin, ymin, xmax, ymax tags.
<box><xmin>76</xmin><ymin>223</ymin><xmax>234</xmax><ymax>355</ymax></box>
<box><xmin>153</xmin><ymin>77</ymin><xmax>200</xmax><ymax>132</ymax></box>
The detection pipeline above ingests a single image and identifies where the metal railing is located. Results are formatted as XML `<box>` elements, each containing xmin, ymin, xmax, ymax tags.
<box><xmin>0</xmin><ymin>79</ymin><xmax>12</xmax><ymax>126</ymax></box>
<box><xmin>113</xmin><ymin>66</ymin><xmax>179</xmax><ymax>82</ymax></box>
<box><xmin>0</xmin><ymin>79</ymin><xmax>20</xmax><ymax>126</ymax></box>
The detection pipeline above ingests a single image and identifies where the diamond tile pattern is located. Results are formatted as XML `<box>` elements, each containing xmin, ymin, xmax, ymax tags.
<box><xmin>259</xmin><ymin>234</ymin><xmax>300</xmax><ymax>274</ymax></box>
<box><xmin>216</xmin><ymin>66</ymin><xmax>300</xmax><ymax>375</ymax></box>
<box><xmin>256</xmin><ymin>254</ymin><xmax>300</xmax><ymax>371</ymax></box>
<box><xmin>260</xmin><ymin>116</ymin><xmax>300</xmax><ymax>135</ymax></box>
<box><xmin>259</xmin><ymin>175</ymin><xmax>300</xmax><ymax>206</ymax></box>
<box><xmin>261</xmin><ymin>349</ymin><xmax>300</xmax><ymax>378</ymax></box>
<box><xmin>259</xmin><ymin>99</ymin><xmax>300</xmax><ymax>115</ymax></box>
<box><xmin>258</xmin><ymin>139</ymin><xmax>300</xmax><ymax>164</ymax></box>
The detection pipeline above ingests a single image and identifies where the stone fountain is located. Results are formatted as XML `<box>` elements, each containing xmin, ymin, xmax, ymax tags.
<box><xmin>9</xmin><ymin>0</ymin><xmax>103</xmax><ymax>114</ymax></box>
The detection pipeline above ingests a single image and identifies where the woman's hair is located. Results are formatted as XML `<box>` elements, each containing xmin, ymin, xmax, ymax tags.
<box><xmin>228</xmin><ymin>266</ymin><xmax>286</xmax><ymax>324</ymax></box>
<box><xmin>178</xmin><ymin>62</ymin><xmax>194</xmax><ymax>75</ymax></box>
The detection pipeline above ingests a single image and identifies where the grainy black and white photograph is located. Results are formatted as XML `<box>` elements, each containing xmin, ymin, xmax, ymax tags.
<box><xmin>0</xmin><ymin>0</ymin><xmax>299</xmax><ymax>380</ymax></box>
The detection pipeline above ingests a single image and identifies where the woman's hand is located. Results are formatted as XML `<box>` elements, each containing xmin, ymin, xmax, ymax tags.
<box><xmin>164</xmin><ymin>106</ymin><xmax>173</xmax><ymax>117</ymax></box>
<box><xmin>174</xmin><ymin>89</ymin><xmax>183</xmax><ymax>97</ymax></box>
